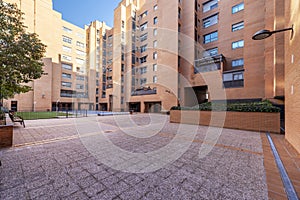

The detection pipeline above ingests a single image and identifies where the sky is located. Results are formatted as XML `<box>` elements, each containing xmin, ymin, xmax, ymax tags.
<box><xmin>52</xmin><ymin>0</ymin><xmax>120</xmax><ymax>28</ymax></box>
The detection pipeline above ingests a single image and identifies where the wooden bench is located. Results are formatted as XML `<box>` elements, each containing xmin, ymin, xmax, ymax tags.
<box><xmin>8</xmin><ymin>111</ymin><xmax>25</xmax><ymax>128</ymax></box>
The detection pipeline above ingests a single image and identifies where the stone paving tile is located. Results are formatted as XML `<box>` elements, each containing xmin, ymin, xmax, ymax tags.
<box><xmin>83</xmin><ymin>182</ymin><xmax>107</xmax><ymax>197</ymax></box>
<box><xmin>0</xmin><ymin>114</ymin><xmax>274</xmax><ymax>199</ymax></box>
<box><xmin>28</xmin><ymin>184</ymin><xmax>55</xmax><ymax>199</ymax></box>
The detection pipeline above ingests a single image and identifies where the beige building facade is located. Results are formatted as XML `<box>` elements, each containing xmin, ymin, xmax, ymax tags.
<box><xmin>4</xmin><ymin>0</ymin><xmax>95</xmax><ymax>111</ymax></box>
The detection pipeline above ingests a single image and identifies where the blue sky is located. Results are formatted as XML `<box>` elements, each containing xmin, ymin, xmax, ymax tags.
<box><xmin>52</xmin><ymin>0</ymin><xmax>120</xmax><ymax>28</ymax></box>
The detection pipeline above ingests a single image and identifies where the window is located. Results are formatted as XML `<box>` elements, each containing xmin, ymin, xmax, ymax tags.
<box><xmin>62</xmin><ymin>63</ymin><xmax>72</xmax><ymax>70</ymax></box>
<box><xmin>121</xmin><ymin>64</ymin><xmax>125</xmax><ymax>72</ymax></box>
<box><xmin>140</xmin><ymin>56</ymin><xmax>147</xmax><ymax>63</ymax></box>
<box><xmin>203</xmin><ymin>14</ymin><xmax>218</xmax><ymax>28</ymax></box>
<box><xmin>153</xmin><ymin>17</ymin><xmax>158</xmax><ymax>25</ymax></box>
<box><xmin>77</xmin><ymin>32</ymin><xmax>84</xmax><ymax>39</ymax></box>
<box><xmin>63</xmin><ymin>26</ymin><xmax>72</xmax><ymax>33</ymax></box>
<box><xmin>153</xmin><ymin>52</ymin><xmax>157</xmax><ymax>60</ymax></box>
<box><xmin>62</xmin><ymin>55</ymin><xmax>72</xmax><ymax>61</ymax></box>
<box><xmin>223</xmin><ymin>71</ymin><xmax>244</xmax><ymax>88</ymax></box>
<box><xmin>140</xmin><ymin>33</ymin><xmax>148</xmax><ymax>42</ymax></box>
<box><xmin>153</xmin><ymin>40</ymin><xmax>157</xmax><ymax>48</ymax></box>
<box><xmin>140</xmin><ymin>44</ymin><xmax>147</xmax><ymax>53</ymax></box>
<box><xmin>154</xmin><ymin>5</ymin><xmax>158</xmax><ymax>11</ymax></box>
<box><xmin>76</xmin><ymin>49</ymin><xmax>86</xmax><ymax>56</ymax></box>
<box><xmin>121</xmin><ymin>97</ymin><xmax>124</xmax><ymax>104</ymax></box>
<box><xmin>178</xmin><ymin>8</ymin><xmax>181</xmax><ymax>19</ymax></box>
<box><xmin>140</xmin><ymin>22</ymin><xmax>148</xmax><ymax>31</ymax></box>
<box><xmin>232</xmin><ymin>40</ymin><xmax>244</xmax><ymax>49</ymax></box>
<box><xmin>140</xmin><ymin>78</ymin><xmax>147</xmax><ymax>85</ymax></box>
<box><xmin>63</xmin><ymin>36</ymin><xmax>72</xmax><ymax>44</ymax></box>
<box><xmin>153</xmin><ymin>28</ymin><xmax>157</xmax><ymax>36</ymax></box>
<box><xmin>233</xmin><ymin>73</ymin><xmax>244</xmax><ymax>80</ymax></box>
<box><xmin>203</xmin><ymin>0</ymin><xmax>218</xmax><ymax>13</ymax></box>
<box><xmin>62</xmin><ymin>46</ymin><xmax>71</xmax><ymax>53</ymax></box>
<box><xmin>140</xmin><ymin>66</ymin><xmax>147</xmax><ymax>74</ymax></box>
<box><xmin>232</xmin><ymin>3</ymin><xmax>244</xmax><ymax>14</ymax></box>
<box><xmin>203</xmin><ymin>31</ymin><xmax>218</xmax><ymax>44</ymax></box>
<box><xmin>122</xmin><ymin>20</ymin><xmax>125</xmax><ymax>28</ymax></box>
<box><xmin>76</xmin><ymin>75</ymin><xmax>84</xmax><ymax>81</ymax></box>
<box><xmin>76</xmin><ymin>41</ymin><xmax>85</xmax><ymax>48</ymax></box>
<box><xmin>76</xmin><ymin>84</ymin><xmax>84</xmax><ymax>90</ymax></box>
<box><xmin>139</xmin><ymin>11</ymin><xmax>148</xmax><ymax>20</ymax></box>
<box><xmin>232</xmin><ymin>21</ymin><xmax>244</xmax><ymax>32</ymax></box>
<box><xmin>62</xmin><ymin>82</ymin><xmax>72</xmax><ymax>88</ymax></box>
<box><xmin>153</xmin><ymin>76</ymin><xmax>157</xmax><ymax>83</ymax></box>
<box><xmin>153</xmin><ymin>64</ymin><xmax>157</xmax><ymax>71</ymax></box>
<box><xmin>62</xmin><ymin>73</ymin><xmax>71</xmax><ymax>79</ymax></box>
<box><xmin>203</xmin><ymin>47</ymin><xmax>218</xmax><ymax>57</ymax></box>
<box><xmin>232</xmin><ymin>58</ymin><xmax>244</xmax><ymax>67</ymax></box>
<box><xmin>76</xmin><ymin>58</ymin><xmax>85</xmax><ymax>65</ymax></box>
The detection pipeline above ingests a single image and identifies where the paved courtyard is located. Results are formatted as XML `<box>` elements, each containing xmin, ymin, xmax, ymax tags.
<box><xmin>0</xmin><ymin>114</ymin><xmax>269</xmax><ymax>199</ymax></box>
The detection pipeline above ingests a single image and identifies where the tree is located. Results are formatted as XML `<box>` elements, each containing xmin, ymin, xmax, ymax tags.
<box><xmin>0</xmin><ymin>1</ymin><xmax>46</xmax><ymax>105</ymax></box>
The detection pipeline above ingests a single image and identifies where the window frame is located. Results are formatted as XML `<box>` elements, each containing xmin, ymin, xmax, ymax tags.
<box><xmin>232</xmin><ymin>2</ymin><xmax>244</xmax><ymax>14</ymax></box>
<box><xmin>232</xmin><ymin>58</ymin><xmax>244</xmax><ymax>67</ymax></box>
<box><xmin>203</xmin><ymin>31</ymin><xmax>218</xmax><ymax>44</ymax></box>
<box><xmin>232</xmin><ymin>21</ymin><xmax>244</xmax><ymax>32</ymax></box>
<box><xmin>232</xmin><ymin>40</ymin><xmax>244</xmax><ymax>49</ymax></box>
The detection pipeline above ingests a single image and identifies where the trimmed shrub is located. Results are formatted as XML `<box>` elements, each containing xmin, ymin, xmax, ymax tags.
<box><xmin>170</xmin><ymin>100</ymin><xmax>280</xmax><ymax>113</ymax></box>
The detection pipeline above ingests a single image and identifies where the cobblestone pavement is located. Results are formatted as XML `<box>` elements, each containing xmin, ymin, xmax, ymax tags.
<box><xmin>0</xmin><ymin>114</ymin><xmax>268</xmax><ymax>199</ymax></box>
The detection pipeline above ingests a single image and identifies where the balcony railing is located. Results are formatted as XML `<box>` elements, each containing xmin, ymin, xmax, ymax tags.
<box><xmin>131</xmin><ymin>87</ymin><xmax>157</xmax><ymax>96</ymax></box>
<box><xmin>223</xmin><ymin>80</ymin><xmax>244</xmax><ymax>88</ymax></box>
<box><xmin>194</xmin><ymin>54</ymin><xmax>224</xmax><ymax>73</ymax></box>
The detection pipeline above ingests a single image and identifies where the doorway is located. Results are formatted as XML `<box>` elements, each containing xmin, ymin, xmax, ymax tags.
<box><xmin>144</xmin><ymin>102</ymin><xmax>161</xmax><ymax>113</ymax></box>
<box><xmin>11</xmin><ymin>101</ymin><xmax>17</xmax><ymax>111</ymax></box>
<box><xmin>129</xmin><ymin>102</ymin><xmax>141</xmax><ymax>112</ymax></box>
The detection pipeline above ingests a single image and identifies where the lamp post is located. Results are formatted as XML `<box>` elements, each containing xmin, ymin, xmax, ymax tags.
<box><xmin>56</xmin><ymin>99</ymin><xmax>60</xmax><ymax>116</ymax></box>
<box><xmin>252</xmin><ymin>26</ymin><xmax>293</xmax><ymax>40</ymax></box>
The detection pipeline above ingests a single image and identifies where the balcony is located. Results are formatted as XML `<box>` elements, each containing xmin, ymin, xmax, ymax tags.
<box><xmin>131</xmin><ymin>87</ymin><xmax>157</xmax><ymax>96</ymax></box>
<box><xmin>223</xmin><ymin>80</ymin><xmax>244</xmax><ymax>88</ymax></box>
<box><xmin>194</xmin><ymin>54</ymin><xmax>224</xmax><ymax>73</ymax></box>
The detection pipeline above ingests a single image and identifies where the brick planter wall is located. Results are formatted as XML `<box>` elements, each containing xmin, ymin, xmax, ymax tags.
<box><xmin>0</xmin><ymin>116</ymin><xmax>13</xmax><ymax>148</ymax></box>
<box><xmin>170</xmin><ymin>110</ymin><xmax>280</xmax><ymax>133</ymax></box>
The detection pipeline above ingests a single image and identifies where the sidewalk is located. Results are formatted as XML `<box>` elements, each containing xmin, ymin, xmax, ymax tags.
<box><xmin>262</xmin><ymin>133</ymin><xmax>300</xmax><ymax>199</ymax></box>
<box><xmin>0</xmin><ymin>115</ymin><xmax>299</xmax><ymax>199</ymax></box>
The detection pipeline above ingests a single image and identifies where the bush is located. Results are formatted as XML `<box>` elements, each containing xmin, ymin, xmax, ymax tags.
<box><xmin>170</xmin><ymin>100</ymin><xmax>280</xmax><ymax>113</ymax></box>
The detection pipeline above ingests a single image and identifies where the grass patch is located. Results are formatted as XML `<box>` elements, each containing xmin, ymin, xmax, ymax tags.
<box><xmin>16</xmin><ymin>112</ymin><xmax>68</xmax><ymax>120</ymax></box>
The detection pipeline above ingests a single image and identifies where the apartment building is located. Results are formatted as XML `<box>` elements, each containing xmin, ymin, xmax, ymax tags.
<box><xmin>183</xmin><ymin>0</ymin><xmax>285</xmax><ymax>106</ymax></box>
<box><xmin>85</xmin><ymin>21</ymin><xmax>112</xmax><ymax>111</ymax></box>
<box><xmin>2</xmin><ymin>0</ymin><xmax>290</xmax><ymax>115</ymax></box>
<box><xmin>94</xmin><ymin>0</ymin><xmax>181</xmax><ymax>113</ymax></box>
<box><xmin>3</xmin><ymin>0</ymin><xmax>96</xmax><ymax>111</ymax></box>
<box><xmin>95</xmin><ymin>0</ymin><xmax>286</xmax><ymax>113</ymax></box>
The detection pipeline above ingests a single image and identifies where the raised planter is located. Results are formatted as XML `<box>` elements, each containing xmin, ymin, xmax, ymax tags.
<box><xmin>0</xmin><ymin>115</ymin><xmax>13</xmax><ymax>148</ymax></box>
<box><xmin>170</xmin><ymin>110</ymin><xmax>280</xmax><ymax>133</ymax></box>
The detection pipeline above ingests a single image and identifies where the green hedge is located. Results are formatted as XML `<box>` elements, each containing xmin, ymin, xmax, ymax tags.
<box><xmin>171</xmin><ymin>101</ymin><xmax>280</xmax><ymax>113</ymax></box>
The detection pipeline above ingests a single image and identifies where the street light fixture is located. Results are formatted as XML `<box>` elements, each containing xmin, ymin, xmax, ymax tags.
<box><xmin>252</xmin><ymin>26</ymin><xmax>294</xmax><ymax>40</ymax></box>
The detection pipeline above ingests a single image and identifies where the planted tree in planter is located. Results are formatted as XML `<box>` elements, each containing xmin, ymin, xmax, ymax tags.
<box><xmin>0</xmin><ymin>2</ymin><xmax>46</xmax><ymax>108</ymax></box>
